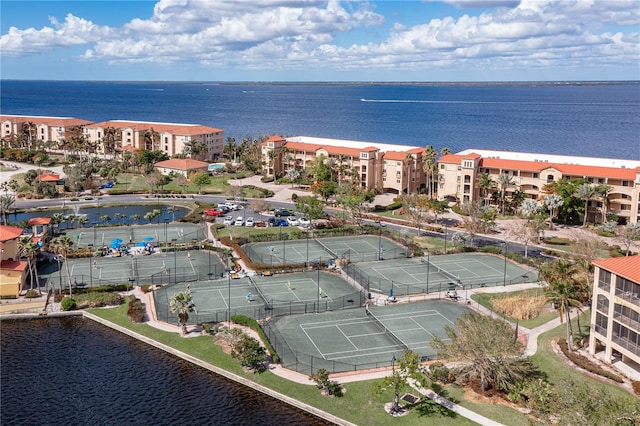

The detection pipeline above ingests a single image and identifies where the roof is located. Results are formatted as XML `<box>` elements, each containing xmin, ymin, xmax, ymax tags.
<box><xmin>286</xmin><ymin>136</ymin><xmax>423</xmax><ymax>153</ymax></box>
<box><xmin>283</xmin><ymin>141</ymin><xmax>362</xmax><ymax>157</ymax></box>
<box><xmin>154</xmin><ymin>158</ymin><xmax>209</xmax><ymax>170</ymax></box>
<box><xmin>438</xmin><ymin>154</ymin><xmax>465</xmax><ymax>164</ymax></box>
<box><xmin>28</xmin><ymin>217</ymin><xmax>51</xmax><ymax>226</ymax></box>
<box><xmin>0</xmin><ymin>260</ymin><xmax>28</xmax><ymax>272</ymax></box>
<box><xmin>0</xmin><ymin>226</ymin><xmax>24</xmax><ymax>242</ymax></box>
<box><xmin>0</xmin><ymin>115</ymin><xmax>92</xmax><ymax>127</ymax></box>
<box><xmin>90</xmin><ymin>120</ymin><xmax>223</xmax><ymax>135</ymax></box>
<box><xmin>384</xmin><ymin>151</ymin><xmax>413</xmax><ymax>161</ymax></box>
<box><xmin>593</xmin><ymin>256</ymin><xmax>640</xmax><ymax>284</ymax></box>
<box><xmin>463</xmin><ymin>153</ymin><xmax>482</xmax><ymax>159</ymax></box>
<box><xmin>37</xmin><ymin>173</ymin><xmax>61</xmax><ymax>182</ymax></box>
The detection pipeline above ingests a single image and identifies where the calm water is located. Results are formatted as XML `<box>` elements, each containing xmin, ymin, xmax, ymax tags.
<box><xmin>0</xmin><ymin>317</ymin><xmax>331</xmax><ymax>426</ymax></box>
<box><xmin>1</xmin><ymin>80</ymin><xmax>639</xmax><ymax>160</ymax></box>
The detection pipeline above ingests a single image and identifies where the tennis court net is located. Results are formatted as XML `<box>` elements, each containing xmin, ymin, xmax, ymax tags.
<box><xmin>365</xmin><ymin>306</ymin><xmax>409</xmax><ymax>351</ymax></box>
<box><xmin>249</xmin><ymin>276</ymin><xmax>271</xmax><ymax>309</ymax></box>
<box><xmin>314</xmin><ymin>238</ymin><xmax>339</xmax><ymax>258</ymax></box>
<box><xmin>421</xmin><ymin>257</ymin><xmax>462</xmax><ymax>286</ymax></box>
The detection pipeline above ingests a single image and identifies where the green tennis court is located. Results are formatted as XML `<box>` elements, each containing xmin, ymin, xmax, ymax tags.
<box><xmin>244</xmin><ymin>235</ymin><xmax>407</xmax><ymax>265</ymax></box>
<box><xmin>64</xmin><ymin>223</ymin><xmax>206</xmax><ymax>248</ymax></box>
<box><xmin>265</xmin><ymin>300</ymin><xmax>472</xmax><ymax>374</ymax></box>
<box><xmin>346</xmin><ymin>253</ymin><xmax>538</xmax><ymax>296</ymax></box>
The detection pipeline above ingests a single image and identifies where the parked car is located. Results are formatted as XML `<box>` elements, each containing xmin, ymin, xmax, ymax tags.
<box><xmin>269</xmin><ymin>217</ymin><xmax>288</xmax><ymax>226</ymax></box>
<box><xmin>234</xmin><ymin>217</ymin><xmax>244</xmax><ymax>226</ymax></box>
<box><xmin>203</xmin><ymin>208</ymin><xmax>223</xmax><ymax>216</ymax></box>
<box><xmin>224</xmin><ymin>202</ymin><xmax>240</xmax><ymax>211</ymax></box>
<box><xmin>223</xmin><ymin>216</ymin><xmax>234</xmax><ymax>225</ymax></box>
<box><xmin>274</xmin><ymin>208</ymin><xmax>294</xmax><ymax>217</ymax></box>
<box><xmin>286</xmin><ymin>216</ymin><xmax>300</xmax><ymax>226</ymax></box>
<box><xmin>245</xmin><ymin>217</ymin><xmax>254</xmax><ymax>227</ymax></box>
<box><xmin>298</xmin><ymin>217</ymin><xmax>310</xmax><ymax>227</ymax></box>
<box><xmin>216</xmin><ymin>205</ymin><xmax>231</xmax><ymax>213</ymax></box>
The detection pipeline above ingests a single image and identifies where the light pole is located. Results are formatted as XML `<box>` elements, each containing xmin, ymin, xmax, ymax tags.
<box><xmin>88</xmin><ymin>243</ymin><xmax>93</xmax><ymax>288</ymax></box>
<box><xmin>172</xmin><ymin>238</ymin><xmax>178</xmax><ymax>284</ymax></box>
<box><xmin>164</xmin><ymin>218</ymin><xmax>169</xmax><ymax>245</ymax></box>
<box><xmin>425</xmin><ymin>248</ymin><xmax>430</xmax><ymax>294</ymax></box>
<box><xmin>503</xmin><ymin>241</ymin><xmax>508</xmax><ymax>287</ymax></box>
<box><xmin>282</xmin><ymin>232</ymin><xmax>288</xmax><ymax>269</ymax></box>
<box><xmin>444</xmin><ymin>222</ymin><xmax>448</xmax><ymax>254</ymax></box>
<box><xmin>377</xmin><ymin>221</ymin><xmax>382</xmax><ymax>261</ymax></box>
<box><xmin>314</xmin><ymin>261</ymin><xmax>320</xmax><ymax>313</ymax></box>
<box><xmin>391</xmin><ymin>354</ymin><xmax>399</xmax><ymax>414</ymax></box>
<box><xmin>204</xmin><ymin>243</ymin><xmax>213</xmax><ymax>280</ymax></box>
<box><xmin>227</xmin><ymin>251</ymin><xmax>231</xmax><ymax>322</ymax></box>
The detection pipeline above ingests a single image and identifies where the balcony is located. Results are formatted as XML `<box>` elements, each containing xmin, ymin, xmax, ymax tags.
<box><xmin>615</xmin><ymin>288</ymin><xmax>640</xmax><ymax>307</ymax></box>
<box><xmin>613</xmin><ymin>311</ymin><xmax>640</xmax><ymax>331</ymax></box>
<box><xmin>612</xmin><ymin>335</ymin><xmax>640</xmax><ymax>357</ymax></box>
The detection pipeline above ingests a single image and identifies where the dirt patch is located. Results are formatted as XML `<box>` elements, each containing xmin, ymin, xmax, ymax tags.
<box><xmin>491</xmin><ymin>295</ymin><xmax>546</xmax><ymax>320</ymax></box>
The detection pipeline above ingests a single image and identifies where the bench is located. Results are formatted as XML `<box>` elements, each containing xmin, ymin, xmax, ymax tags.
<box><xmin>262</xmin><ymin>271</ymin><xmax>273</xmax><ymax>277</ymax></box>
<box><xmin>231</xmin><ymin>273</ymin><xmax>240</xmax><ymax>280</ymax></box>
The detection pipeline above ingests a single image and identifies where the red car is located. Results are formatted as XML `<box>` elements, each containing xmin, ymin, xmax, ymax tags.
<box><xmin>203</xmin><ymin>208</ymin><xmax>223</xmax><ymax>217</ymax></box>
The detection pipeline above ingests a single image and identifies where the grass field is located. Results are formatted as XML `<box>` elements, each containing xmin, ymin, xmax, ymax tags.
<box><xmin>113</xmin><ymin>172</ymin><xmax>258</xmax><ymax>196</ymax></box>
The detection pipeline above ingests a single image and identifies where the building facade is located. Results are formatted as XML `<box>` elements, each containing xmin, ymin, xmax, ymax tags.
<box><xmin>261</xmin><ymin>136</ymin><xmax>426</xmax><ymax>194</ymax></box>
<box><xmin>1</xmin><ymin>115</ymin><xmax>93</xmax><ymax>149</ymax></box>
<box><xmin>590</xmin><ymin>256</ymin><xmax>640</xmax><ymax>376</ymax></box>
<box><xmin>0</xmin><ymin>226</ymin><xmax>28</xmax><ymax>298</ymax></box>
<box><xmin>438</xmin><ymin>149</ymin><xmax>640</xmax><ymax>224</ymax></box>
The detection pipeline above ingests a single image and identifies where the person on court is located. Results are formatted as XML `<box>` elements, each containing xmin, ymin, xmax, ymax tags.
<box><xmin>287</xmin><ymin>281</ymin><xmax>292</xmax><ymax>290</ymax></box>
<box><xmin>319</xmin><ymin>287</ymin><xmax>326</xmax><ymax>298</ymax></box>
<box><xmin>246</xmin><ymin>292</ymin><xmax>251</xmax><ymax>303</ymax></box>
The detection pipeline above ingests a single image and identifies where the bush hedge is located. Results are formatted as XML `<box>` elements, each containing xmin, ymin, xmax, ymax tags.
<box><xmin>61</xmin><ymin>297</ymin><xmax>77</xmax><ymax>311</ymax></box>
<box><xmin>557</xmin><ymin>338</ymin><xmax>623</xmax><ymax>383</ymax></box>
<box><xmin>127</xmin><ymin>296</ymin><xmax>145</xmax><ymax>323</ymax></box>
<box><xmin>231</xmin><ymin>314</ymin><xmax>279</xmax><ymax>363</ymax></box>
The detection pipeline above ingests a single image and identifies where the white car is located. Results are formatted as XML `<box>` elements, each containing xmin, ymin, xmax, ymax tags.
<box><xmin>224</xmin><ymin>202</ymin><xmax>240</xmax><ymax>210</ymax></box>
<box><xmin>286</xmin><ymin>216</ymin><xmax>300</xmax><ymax>226</ymax></box>
<box><xmin>234</xmin><ymin>216</ymin><xmax>244</xmax><ymax>226</ymax></box>
<box><xmin>245</xmin><ymin>217</ymin><xmax>254</xmax><ymax>227</ymax></box>
<box><xmin>298</xmin><ymin>217</ymin><xmax>310</xmax><ymax>227</ymax></box>
<box><xmin>223</xmin><ymin>216</ymin><xmax>233</xmax><ymax>225</ymax></box>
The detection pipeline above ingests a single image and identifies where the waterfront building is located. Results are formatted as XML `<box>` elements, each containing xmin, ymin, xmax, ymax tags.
<box><xmin>1</xmin><ymin>115</ymin><xmax>93</xmax><ymax>149</ymax></box>
<box><xmin>589</xmin><ymin>256</ymin><xmax>640</xmax><ymax>377</ymax></box>
<box><xmin>0</xmin><ymin>225</ymin><xmax>28</xmax><ymax>298</ymax></box>
<box><xmin>437</xmin><ymin>149</ymin><xmax>640</xmax><ymax>224</ymax></box>
<box><xmin>86</xmin><ymin>120</ymin><xmax>224</xmax><ymax>161</ymax></box>
<box><xmin>261</xmin><ymin>135</ymin><xmax>426</xmax><ymax>194</ymax></box>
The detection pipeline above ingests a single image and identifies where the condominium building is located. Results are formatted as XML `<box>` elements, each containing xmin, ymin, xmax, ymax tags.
<box><xmin>86</xmin><ymin>120</ymin><xmax>224</xmax><ymax>161</ymax></box>
<box><xmin>1</xmin><ymin>115</ymin><xmax>93</xmax><ymax>147</ymax></box>
<box><xmin>1</xmin><ymin>115</ymin><xmax>224</xmax><ymax>161</ymax></box>
<box><xmin>590</xmin><ymin>256</ymin><xmax>640</xmax><ymax>377</ymax></box>
<box><xmin>261</xmin><ymin>136</ymin><xmax>426</xmax><ymax>194</ymax></box>
<box><xmin>437</xmin><ymin>149</ymin><xmax>640</xmax><ymax>224</ymax></box>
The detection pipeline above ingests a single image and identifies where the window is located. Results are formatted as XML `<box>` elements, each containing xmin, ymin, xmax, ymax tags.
<box><xmin>397</xmin><ymin>162</ymin><xmax>401</xmax><ymax>166</ymax></box>
<box><xmin>622</xmin><ymin>194</ymin><xmax>629</xmax><ymax>199</ymax></box>
<box><xmin>457</xmin><ymin>166</ymin><xmax>461</xmax><ymax>171</ymax></box>
<box><xmin>456</xmin><ymin>185</ymin><xmax>460</xmax><ymax>191</ymax></box>
<box><xmin>533</xmin><ymin>173</ymin><xmax>539</xmax><ymax>178</ymax></box>
<box><xmin>621</xmin><ymin>205</ymin><xmax>629</xmax><ymax>210</ymax></box>
<box><xmin>383</xmin><ymin>178</ymin><xmax>386</xmax><ymax>182</ymax></box>
<box><xmin>622</xmin><ymin>181</ymin><xmax>630</xmax><ymax>187</ymax></box>
<box><xmin>588</xmin><ymin>178</ymin><xmax>594</xmax><ymax>183</ymax></box>
<box><xmin>598</xmin><ymin>178</ymin><xmax>605</xmax><ymax>184</ymax></box>
<box><xmin>512</xmin><ymin>170</ymin><xmax>519</xmax><ymax>176</ymax></box>
<box><xmin>360</xmin><ymin>152</ymin><xmax>369</xmax><ymax>159</ymax></box>
<box><xmin>547</xmin><ymin>174</ymin><xmax>555</xmax><ymax>182</ymax></box>
<box><xmin>439</xmin><ymin>184</ymin><xmax>444</xmax><ymax>189</ymax></box>
<box><xmin>361</xmin><ymin>166</ymin><xmax>366</xmax><ymax>172</ymax></box>
<box><xmin>463</xmin><ymin>160</ymin><xmax>473</xmax><ymax>168</ymax></box>
<box><xmin>440</xmin><ymin>164</ymin><xmax>445</xmax><ymax>169</ymax></box>
<box><xmin>396</xmin><ymin>179</ymin><xmax>400</xmax><ymax>184</ymax></box>
<box><xmin>456</xmin><ymin>176</ymin><xmax>461</xmax><ymax>182</ymax></box>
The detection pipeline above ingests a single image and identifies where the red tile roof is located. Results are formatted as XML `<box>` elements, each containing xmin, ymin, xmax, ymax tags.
<box><xmin>0</xmin><ymin>226</ymin><xmax>24</xmax><ymax>242</ymax></box>
<box><xmin>439</xmin><ymin>154</ymin><xmax>465</xmax><ymax>163</ymax></box>
<box><xmin>155</xmin><ymin>158</ymin><xmax>209</xmax><ymax>170</ymax></box>
<box><xmin>37</xmin><ymin>174</ymin><xmax>61</xmax><ymax>182</ymax></box>
<box><xmin>0</xmin><ymin>115</ymin><xmax>92</xmax><ymax>127</ymax></box>
<box><xmin>266</xmin><ymin>135</ymin><xmax>285</xmax><ymax>142</ymax></box>
<box><xmin>362</xmin><ymin>146</ymin><xmax>380</xmax><ymax>152</ymax></box>
<box><xmin>283</xmin><ymin>142</ymin><xmax>362</xmax><ymax>157</ymax></box>
<box><xmin>28</xmin><ymin>217</ymin><xmax>51</xmax><ymax>226</ymax></box>
<box><xmin>463</xmin><ymin>153</ymin><xmax>482</xmax><ymax>159</ymax></box>
<box><xmin>91</xmin><ymin>120</ymin><xmax>222</xmax><ymax>135</ymax></box>
<box><xmin>481</xmin><ymin>158</ymin><xmax>547</xmax><ymax>172</ymax></box>
<box><xmin>384</xmin><ymin>151</ymin><xmax>413</xmax><ymax>161</ymax></box>
<box><xmin>593</xmin><ymin>256</ymin><xmax>640</xmax><ymax>284</ymax></box>
<box><xmin>0</xmin><ymin>260</ymin><xmax>28</xmax><ymax>272</ymax></box>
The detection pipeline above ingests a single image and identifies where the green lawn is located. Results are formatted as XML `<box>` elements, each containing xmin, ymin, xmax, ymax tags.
<box><xmin>471</xmin><ymin>289</ymin><xmax>557</xmax><ymax>329</ymax></box>
<box><xmin>89</xmin><ymin>302</ymin><xmax>497</xmax><ymax>425</ymax></box>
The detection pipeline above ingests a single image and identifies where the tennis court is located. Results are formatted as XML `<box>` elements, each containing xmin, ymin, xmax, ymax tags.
<box><xmin>153</xmin><ymin>271</ymin><xmax>363</xmax><ymax>325</ymax></box>
<box><xmin>39</xmin><ymin>249</ymin><xmax>225</xmax><ymax>289</ymax></box>
<box><xmin>264</xmin><ymin>300</ymin><xmax>471</xmax><ymax>374</ymax></box>
<box><xmin>64</xmin><ymin>223</ymin><xmax>206</xmax><ymax>248</ymax></box>
<box><xmin>346</xmin><ymin>253</ymin><xmax>538</xmax><ymax>296</ymax></box>
<box><xmin>243</xmin><ymin>235</ymin><xmax>407</xmax><ymax>266</ymax></box>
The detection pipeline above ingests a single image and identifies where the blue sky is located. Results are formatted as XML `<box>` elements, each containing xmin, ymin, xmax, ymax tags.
<box><xmin>1</xmin><ymin>0</ymin><xmax>638</xmax><ymax>82</ymax></box>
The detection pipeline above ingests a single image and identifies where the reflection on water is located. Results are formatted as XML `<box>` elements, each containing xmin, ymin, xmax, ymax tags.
<box><xmin>0</xmin><ymin>318</ymin><xmax>331</xmax><ymax>426</ymax></box>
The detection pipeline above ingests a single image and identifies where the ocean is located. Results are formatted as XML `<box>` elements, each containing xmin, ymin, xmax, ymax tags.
<box><xmin>1</xmin><ymin>80</ymin><xmax>639</xmax><ymax>160</ymax></box>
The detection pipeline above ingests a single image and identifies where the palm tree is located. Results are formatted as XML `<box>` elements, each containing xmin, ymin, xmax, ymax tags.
<box><xmin>130</xmin><ymin>214</ymin><xmax>142</xmax><ymax>225</ymax></box>
<box><xmin>594</xmin><ymin>183</ymin><xmax>613</xmax><ymax>223</ymax></box>
<box><xmin>336</xmin><ymin>154</ymin><xmax>348</xmax><ymax>184</ymax></box>
<box><xmin>539</xmin><ymin>260</ymin><xmax>583</xmax><ymax>351</ymax></box>
<box><xmin>143</xmin><ymin>128</ymin><xmax>160</xmax><ymax>151</ymax></box>
<box><xmin>50</xmin><ymin>236</ymin><xmax>74</xmax><ymax>296</ymax></box>
<box><xmin>497</xmin><ymin>173</ymin><xmax>514</xmax><ymax>215</ymax></box>
<box><xmin>19</xmin><ymin>237</ymin><xmax>40</xmax><ymax>292</ymax></box>
<box><xmin>576</xmin><ymin>183</ymin><xmax>596</xmax><ymax>226</ymax></box>
<box><xmin>476</xmin><ymin>172</ymin><xmax>495</xmax><ymax>207</ymax></box>
<box><xmin>543</xmin><ymin>193</ymin><xmax>563</xmax><ymax>227</ymax></box>
<box><xmin>169</xmin><ymin>289</ymin><xmax>196</xmax><ymax>335</ymax></box>
<box><xmin>102</xmin><ymin>126</ymin><xmax>122</xmax><ymax>159</ymax></box>
<box><xmin>423</xmin><ymin>145</ymin><xmax>437</xmax><ymax>198</ymax></box>
<box><xmin>0</xmin><ymin>193</ymin><xmax>15</xmax><ymax>226</ymax></box>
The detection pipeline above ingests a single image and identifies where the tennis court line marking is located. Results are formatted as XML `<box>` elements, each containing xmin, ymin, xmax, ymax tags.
<box><xmin>300</xmin><ymin>325</ymin><xmax>327</xmax><ymax>359</ymax></box>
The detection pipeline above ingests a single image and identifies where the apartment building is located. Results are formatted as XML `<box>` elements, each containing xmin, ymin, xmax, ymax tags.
<box><xmin>1</xmin><ymin>115</ymin><xmax>224</xmax><ymax>161</ymax></box>
<box><xmin>590</xmin><ymin>256</ymin><xmax>640</xmax><ymax>377</ymax></box>
<box><xmin>0</xmin><ymin>225</ymin><xmax>28</xmax><ymax>298</ymax></box>
<box><xmin>86</xmin><ymin>120</ymin><xmax>224</xmax><ymax>161</ymax></box>
<box><xmin>261</xmin><ymin>136</ymin><xmax>426</xmax><ymax>194</ymax></box>
<box><xmin>1</xmin><ymin>115</ymin><xmax>93</xmax><ymax>148</ymax></box>
<box><xmin>437</xmin><ymin>149</ymin><xmax>640</xmax><ymax>224</ymax></box>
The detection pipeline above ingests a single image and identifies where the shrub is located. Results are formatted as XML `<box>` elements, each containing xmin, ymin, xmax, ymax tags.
<box><xmin>632</xmin><ymin>380</ymin><xmax>640</xmax><ymax>396</ymax></box>
<box><xmin>25</xmin><ymin>289</ymin><xmax>41</xmax><ymax>298</ymax></box>
<box><xmin>53</xmin><ymin>292</ymin><xmax>64</xmax><ymax>303</ymax></box>
<box><xmin>428</xmin><ymin>362</ymin><xmax>454</xmax><ymax>384</ymax></box>
<box><xmin>557</xmin><ymin>339</ymin><xmax>623</xmax><ymax>383</ymax></box>
<box><xmin>309</xmin><ymin>368</ymin><xmax>344</xmax><ymax>396</ymax></box>
<box><xmin>74</xmin><ymin>292</ymin><xmax>123</xmax><ymax>309</ymax></box>
<box><xmin>231</xmin><ymin>334</ymin><xmax>266</xmax><ymax>372</ymax></box>
<box><xmin>544</xmin><ymin>237</ymin><xmax>571</xmax><ymax>245</ymax></box>
<box><xmin>260</xmin><ymin>176</ymin><xmax>274</xmax><ymax>183</ymax></box>
<box><xmin>127</xmin><ymin>296</ymin><xmax>145</xmax><ymax>323</ymax></box>
<box><xmin>140</xmin><ymin>285</ymin><xmax>151</xmax><ymax>294</ymax></box>
<box><xmin>231</xmin><ymin>315</ymin><xmax>279</xmax><ymax>363</ymax></box>
<box><xmin>61</xmin><ymin>297</ymin><xmax>77</xmax><ymax>311</ymax></box>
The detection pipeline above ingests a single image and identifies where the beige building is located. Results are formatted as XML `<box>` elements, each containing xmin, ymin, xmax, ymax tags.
<box><xmin>154</xmin><ymin>158</ymin><xmax>209</xmax><ymax>177</ymax></box>
<box><xmin>1</xmin><ymin>115</ymin><xmax>92</xmax><ymax>148</ymax></box>
<box><xmin>438</xmin><ymin>149</ymin><xmax>640</xmax><ymax>224</ymax></box>
<box><xmin>590</xmin><ymin>256</ymin><xmax>640</xmax><ymax>377</ymax></box>
<box><xmin>261</xmin><ymin>136</ymin><xmax>426</xmax><ymax>194</ymax></box>
<box><xmin>0</xmin><ymin>225</ymin><xmax>28</xmax><ymax>298</ymax></box>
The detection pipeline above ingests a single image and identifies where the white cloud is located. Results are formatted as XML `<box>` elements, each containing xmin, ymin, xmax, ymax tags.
<box><xmin>1</xmin><ymin>0</ymin><xmax>638</xmax><ymax>78</ymax></box>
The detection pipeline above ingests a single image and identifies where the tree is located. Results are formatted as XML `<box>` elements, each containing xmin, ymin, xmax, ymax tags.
<box><xmin>496</xmin><ymin>173</ymin><xmax>514</xmax><ymax>215</ymax></box>
<box><xmin>173</xmin><ymin>174</ymin><xmax>189</xmax><ymax>194</ymax></box>
<box><xmin>286</xmin><ymin>168</ymin><xmax>300</xmax><ymax>188</ymax></box>
<box><xmin>576</xmin><ymin>183</ymin><xmax>596</xmax><ymax>226</ymax></box>
<box><xmin>594</xmin><ymin>183</ymin><xmax>613</xmax><ymax>223</ymax></box>
<box><xmin>337</xmin><ymin>190</ymin><xmax>375</xmax><ymax>225</ymax></box>
<box><xmin>616</xmin><ymin>222</ymin><xmax>640</xmax><ymax>256</ymax></box>
<box><xmin>101</xmin><ymin>126</ymin><xmax>121</xmax><ymax>159</ymax></box>
<box><xmin>19</xmin><ymin>237</ymin><xmax>40</xmax><ymax>292</ymax></box>
<box><xmin>294</xmin><ymin>196</ymin><xmax>325</xmax><ymax>222</ymax></box>
<box><xmin>506</xmin><ymin>220</ymin><xmax>537</xmax><ymax>258</ymax></box>
<box><xmin>372</xmin><ymin>350</ymin><xmax>428</xmax><ymax>415</ymax></box>
<box><xmin>146</xmin><ymin>171</ymin><xmax>166</xmax><ymax>194</ymax></box>
<box><xmin>542</xmin><ymin>193</ymin><xmax>563</xmax><ymax>227</ymax></box>
<box><xmin>423</xmin><ymin>145</ymin><xmax>438</xmax><ymax>198</ymax></box>
<box><xmin>143</xmin><ymin>128</ymin><xmax>160</xmax><ymax>151</ymax></box>
<box><xmin>169</xmin><ymin>289</ymin><xmax>196</xmax><ymax>335</ymax></box>
<box><xmin>539</xmin><ymin>260</ymin><xmax>583</xmax><ymax>350</ymax></box>
<box><xmin>310</xmin><ymin>180</ymin><xmax>337</xmax><ymax>203</ymax></box>
<box><xmin>430</xmin><ymin>311</ymin><xmax>534</xmax><ymax>393</ymax></box>
<box><xmin>50</xmin><ymin>236</ymin><xmax>74</xmax><ymax>296</ymax></box>
<box><xmin>308</xmin><ymin>154</ymin><xmax>332</xmax><ymax>183</ymax></box>
<box><xmin>476</xmin><ymin>172</ymin><xmax>495</xmax><ymax>207</ymax></box>
<box><xmin>309</xmin><ymin>368</ymin><xmax>344</xmax><ymax>397</ymax></box>
<box><xmin>399</xmin><ymin>194</ymin><xmax>431</xmax><ymax>230</ymax></box>
<box><xmin>231</xmin><ymin>334</ymin><xmax>266</xmax><ymax>372</ymax></box>
<box><xmin>0</xmin><ymin>193</ymin><xmax>15</xmax><ymax>226</ymax></box>
<box><xmin>518</xmin><ymin>198</ymin><xmax>539</xmax><ymax>219</ymax></box>
<box><xmin>191</xmin><ymin>171</ymin><xmax>211</xmax><ymax>194</ymax></box>
<box><xmin>459</xmin><ymin>200</ymin><xmax>497</xmax><ymax>240</ymax></box>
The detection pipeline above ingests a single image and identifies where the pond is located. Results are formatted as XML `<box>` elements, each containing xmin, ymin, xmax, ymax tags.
<box><xmin>7</xmin><ymin>204</ymin><xmax>190</xmax><ymax>228</ymax></box>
